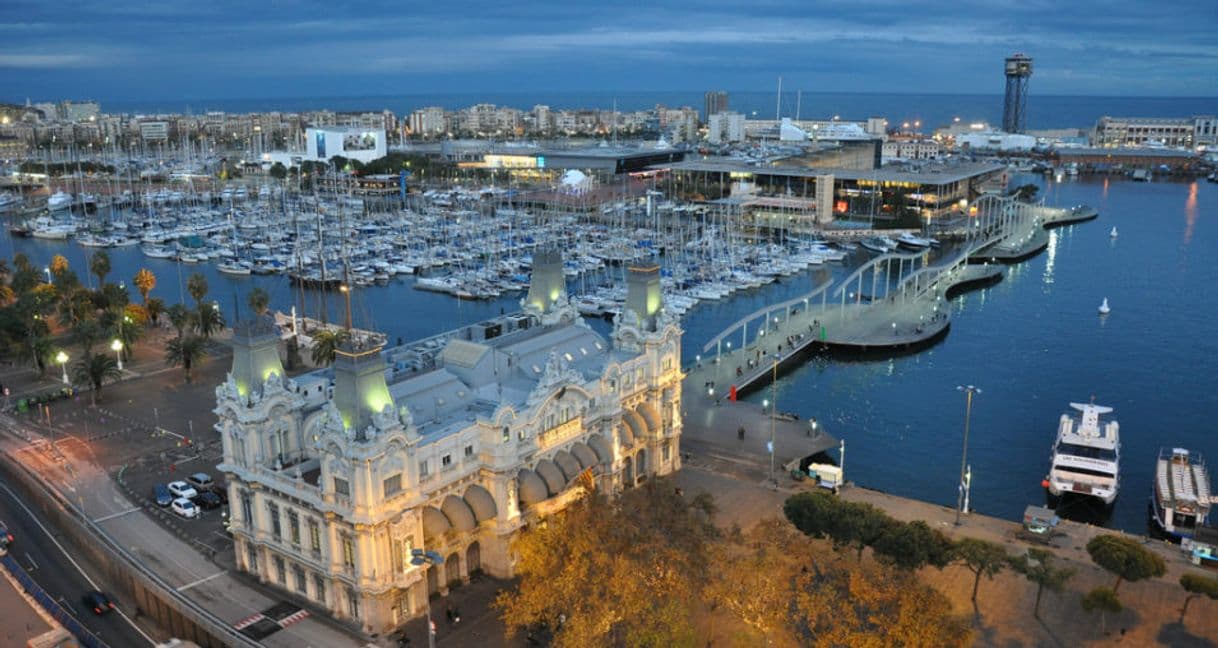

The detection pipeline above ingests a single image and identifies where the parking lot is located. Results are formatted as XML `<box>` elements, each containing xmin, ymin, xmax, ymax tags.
<box><xmin>114</xmin><ymin>443</ymin><xmax>232</xmax><ymax>559</ymax></box>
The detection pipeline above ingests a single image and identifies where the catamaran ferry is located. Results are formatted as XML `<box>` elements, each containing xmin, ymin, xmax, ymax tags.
<box><xmin>1044</xmin><ymin>401</ymin><xmax>1120</xmax><ymax>507</ymax></box>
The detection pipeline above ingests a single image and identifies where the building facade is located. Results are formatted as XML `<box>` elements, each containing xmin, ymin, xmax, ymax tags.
<box><xmin>1092</xmin><ymin>116</ymin><xmax>1218</xmax><ymax>148</ymax></box>
<box><xmin>216</xmin><ymin>252</ymin><xmax>683</xmax><ymax>635</ymax></box>
<box><xmin>708</xmin><ymin>112</ymin><xmax>745</xmax><ymax>144</ymax></box>
<box><xmin>703</xmin><ymin>91</ymin><xmax>728</xmax><ymax>122</ymax></box>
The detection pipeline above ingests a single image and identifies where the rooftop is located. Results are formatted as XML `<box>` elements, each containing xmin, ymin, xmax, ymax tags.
<box><xmin>660</xmin><ymin>159</ymin><xmax>1006</xmax><ymax>185</ymax></box>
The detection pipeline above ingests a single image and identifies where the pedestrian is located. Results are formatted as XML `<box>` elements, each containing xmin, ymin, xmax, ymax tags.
<box><xmin>738</xmin><ymin>426</ymin><xmax>745</xmax><ymax>440</ymax></box>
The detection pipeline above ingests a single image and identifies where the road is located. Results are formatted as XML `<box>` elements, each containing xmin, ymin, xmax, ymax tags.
<box><xmin>0</xmin><ymin>480</ymin><xmax>155</xmax><ymax>648</ymax></box>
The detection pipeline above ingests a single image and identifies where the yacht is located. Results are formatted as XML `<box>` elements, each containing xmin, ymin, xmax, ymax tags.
<box><xmin>46</xmin><ymin>191</ymin><xmax>73</xmax><ymax>212</ymax></box>
<box><xmin>0</xmin><ymin>193</ymin><xmax>20</xmax><ymax>213</ymax></box>
<box><xmin>1151</xmin><ymin>448</ymin><xmax>1212</xmax><ymax>541</ymax></box>
<box><xmin>30</xmin><ymin>217</ymin><xmax>75</xmax><ymax>240</ymax></box>
<box><xmin>1044</xmin><ymin>401</ymin><xmax>1120</xmax><ymax>507</ymax></box>
<box><xmin>859</xmin><ymin>236</ymin><xmax>898</xmax><ymax>253</ymax></box>
<box><xmin>895</xmin><ymin>232</ymin><xmax>935</xmax><ymax>250</ymax></box>
<box><xmin>217</xmin><ymin>260</ymin><xmax>252</xmax><ymax>276</ymax></box>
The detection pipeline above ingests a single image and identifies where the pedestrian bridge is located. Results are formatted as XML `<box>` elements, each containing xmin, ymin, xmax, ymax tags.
<box><xmin>690</xmin><ymin>194</ymin><xmax>1062</xmax><ymax>396</ymax></box>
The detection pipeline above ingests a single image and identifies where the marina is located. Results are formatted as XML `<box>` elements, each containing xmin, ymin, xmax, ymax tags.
<box><xmin>5</xmin><ymin>173</ymin><xmax>1216</xmax><ymax>536</ymax></box>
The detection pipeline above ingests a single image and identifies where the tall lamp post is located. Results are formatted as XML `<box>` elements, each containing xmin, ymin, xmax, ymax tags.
<box><xmin>56</xmin><ymin>351</ymin><xmax>69</xmax><ymax>384</ymax></box>
<box><xmin>955</xmin><ymin>385</ymin><xmax>981</xmax><ymax>525</ymax></box>
<box><xmin>111</xmin><ymin>339</ymin><xmax>124</xmax><ymax>372</ymax></box>
<box><xmin>766</xmin><ymin>358</ymin><xmax>778</xmax><ymax>485</ymax></box>
<box><xmin>410</xmin><ymin>549</ymin><xmax>445</xmax><ymax>648</ymax></box>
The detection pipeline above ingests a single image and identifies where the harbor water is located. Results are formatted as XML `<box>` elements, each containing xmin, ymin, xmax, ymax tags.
<box><xmin>4</xmin><ymin>173</ymin><xmax>1215</xmax><ymax>534</ymax></box>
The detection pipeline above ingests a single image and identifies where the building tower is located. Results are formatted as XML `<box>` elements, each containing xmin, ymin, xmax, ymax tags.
<box><xmin>1002</xmin><ymin>54</ymin><xmax>1033</xmax><ymax>133</ymax></box>
<box><xmin>703</xmin><ymin>91</ymin><xmax>729</xmax><ymax>123</ymax></box>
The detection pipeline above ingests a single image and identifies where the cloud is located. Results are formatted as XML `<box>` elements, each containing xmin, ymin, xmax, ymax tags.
<box><xmin>0</xmin><ymin>53</ymin><xmax>97</xmax><ymax>68</ymax></box>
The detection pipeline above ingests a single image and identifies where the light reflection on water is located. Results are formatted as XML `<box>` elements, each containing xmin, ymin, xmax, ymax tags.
<box><xmin>1043</xmin><ymin>229</ymin><xmax>1058</xmax><ymax>286</ymax></box>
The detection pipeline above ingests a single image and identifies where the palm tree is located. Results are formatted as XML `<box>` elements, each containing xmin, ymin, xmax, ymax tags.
<box><xmin>248</xmin><ymin>287</ymin><xmax>270</xmax><ymax>317</ymax></box>
<box><xmin>145</xmin><ymin>297</ymin><xmax>167</xmax><ymax>327</ymax></box>
<box><xmin>57</xmin><ymin>287</ymin><xmax>94</xmax><ymax>327</ymax></box>
<box><xmin>310</xmin><ymin>328</ymin><xmax>351</xmax><ymax>366</ymax></box>
<box><xmin>114</xmin><ymin>313</ymin><xmax>142</xmax><ymax>360</ymax></box>
<box><xmin>165</xmin><ymin>335</ymin><xmax>207</xmax><ymax>383</ymax></box>
<box><xmin>167</xmin><ymin>303</ymin><xmax>194</xmax><ymax>338</ymax></box>
<box><xmin>72</xmin><ymin>318</ymin><xmax>104</xmax><ymax>354</ymax></box>
<box><xmin>73</xmin><ymin>351</ymin><xmax>122</xmax><ymax>405</ymax></box>
<box><xmin>133</xmin><ymin>268</ymin><xmax>156</xmax><ymax>304</ymax></box>
<box><xmin>186</xmin><ymin>272</ymin><xmax>208</xmax><ymax>309</ymax></box>
<box><xmin>195</xmin><ymin>302</ymin><xmax>224</xmax><ymax>338</ymax></box>
<box><xmin>89</xmin><ymin>250</ymin><xmax>111</xmax><ymax>287</ymax></box>
<box><xmin>49</xmin><ymin>254</ymin><xmax>70</xmax><ymax>277</ymax></box>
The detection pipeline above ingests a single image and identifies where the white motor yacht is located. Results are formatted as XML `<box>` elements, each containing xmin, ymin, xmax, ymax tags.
<box><xmin>895</xmin><ymin>232</ymin><xmax>933</xmax><ymax>250</ymax></box>
<box><xmin>859</xmin><ymin>236</ymin><xmax>898</xmax><ymax>253</ymax></box>
<box><xmin>46</xmin><ymin>191</ymin><xmax>73</xmax><ymax>212</ymax></box>
<box><xmin>1044</xmin><ymin>401</ymin><xmax>1120</xmax><ymax>507</ymax></box>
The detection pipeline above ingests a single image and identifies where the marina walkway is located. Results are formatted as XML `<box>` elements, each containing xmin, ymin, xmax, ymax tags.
<box><xmin>683</xmin><ymin>196</ymin><xmax>1096</xmax><ymax>401</ymax></box>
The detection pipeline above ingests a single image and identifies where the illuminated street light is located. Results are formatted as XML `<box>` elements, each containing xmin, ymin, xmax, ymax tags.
<box><xmin>44</xmin><ymin>267</ymin><xmax>52</xmax><ymax>283</ymax></box>
<box><xmin>111</xmin><ymin>339</ymin><xmax>124</xmax><ymax>371</ymax></box>
<box><xmin>954</xmin><ymin>385</ymin><xmax>982</xmax><ymax>525</ymax></box>
<box><xmin>56</xmin><ymin>351</ymin><xmax>69</xmax><ymax>384</ymax></box>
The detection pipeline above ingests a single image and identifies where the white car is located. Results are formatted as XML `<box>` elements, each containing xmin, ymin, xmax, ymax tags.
<box><xmin>171</xmin><ymin>498</ymin><xmax>199</xmax><ymax>519</ymax></box>
<box><xmin>167</xmin><ymin>481</ymin><xmax>197</xmax><ymax>500</ymax></box>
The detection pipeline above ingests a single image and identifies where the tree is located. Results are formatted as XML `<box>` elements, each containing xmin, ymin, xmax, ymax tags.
<box><xmin>1179</xmin><ymin>573</ymin><xmax>1218</xmax><ymax>622</ymax></box>
<box><xmin>195</xmin><ymin>301</ymin><xmax>224</xmax><ymax>338</ymax></box>
<box><xmin>186</xmin><ymin>272</ymin><xmax>208</xmax><ymax>309</ymax></box>
<box><xmin>783</xmin><ymin>492</ymin><xmax>895</xmax><ymax>560</ymax></box>
<box><xmin>269</xmin><ymin>162</ymin><xmax>287</xmax><ymax>179</ymax></box>
<box><xmin>89</xmin><ymin>250</ymin><xmax>111</xmax><ymax>287</ymax></box>
<box><xmin>58</xmin><ymin>287</ymin><xmax>94</xmax><ymax>327</ymax></box>
<box><xmin>72</xmin><ymin>318</ymin><xmax>104</xmax><ymax>354</ymax></box>
<box><xmin>1010</xmin><ymin>548</ymin><xmax>1075</xmax><ymax>619</ymax></box>
<box><xmin>952</xmin><ymin>537</ymin><xmax>1010</xmax><ymax>603</ymax></box>
<box><xmin>72</xmin><ymin>351</ymin><xmax>121</xmax><ymax>405</ymax></box>
<box><xmin>114</xmin><ymin>312</ymin><xmax>142</xmax><ymax>359</ymax></box>
<box><xmin>167</xmin><ymin>303</ymin><xmax>194</xmax><ymax>338</ymax></box>
<box><xmin>1009</xmin><ymin>183</ymin><xmax>1040</xmax><ymax>202</ymax></box>
<box><xmin>1086</xmin><ymin>534</ymin><xmax>1166</xmax><ymax>592</ymax></box>
<box><xmin>310</xmin><ymin>328</ymin><xmax>351</xmax><ymax>366</ymax></box>
<box><xmin>165</xmin><ymin>335</ymin><xmax>207</xmax><ymax>383</ymax></box>
<box><xmin>49</xmin><ymin>254</ymin><xmax>70</xmax><ymax>277</ymax></box>
<box><xmin>145</xmin><ymin>296</ymin><xmax>166</xmax><ymax>327</ymax></box>
<box><xmin>248</xmin><ymin>287</ymin><xmax>270</xmax><ymax>317</ymax></box>
<box><xmin>1080</xmin><ymin>587</ymin><xmax>1121</xmax><ymax>635</ymax></box>
<box><xmin>872</xmin><ymin>520</ymin><xmax>953</xmax><ymax>571</ymax></box>
<box><xmin>496</xmin><ymin>480</ymin><xmax>717</xmax><ymax>647</ymax></box>
<box><xmin>133</xmin><ymin>268</ymin><xmax>156</xmax><ymax>304</ymax></box>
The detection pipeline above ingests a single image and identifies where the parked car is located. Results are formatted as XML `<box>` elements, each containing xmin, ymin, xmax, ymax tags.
<box><xmin>171</xmin><ymin>498</ymin><xmax>199</xmax><ymax>519</ymax></box>
<box><xmin>0</xmin><ymin>521</ymin><xmax>12</xmax><ymax>556</ymax></box>
<box><xmin>196</xmin><ymin>491</ymin><xmax>222</xmax><ymax>510</ymax></box>
<box><xmin>167</xmin><ymin>481</ymin><xmax>197</xmax><ymax>500</ymax></box>
<box><xmin>82</xmin><ymin>590</ymin><xmax>115</xmax><ymax>615</ymax></box>
<box><xmin>152</xmin><ymin>484</ymin><xmax>173</xmax><ymax>507</ymax></box>
<box><xmin>186</xmin><ymin>472</ymin><xmax>215</xmax><ymax>493</ymax></box>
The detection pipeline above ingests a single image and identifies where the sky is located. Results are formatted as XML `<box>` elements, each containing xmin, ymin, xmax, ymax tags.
<box><xmin>1</xmin><ymin>0</ymin><xmax>1216</xmax><ymax>103</ymax></box>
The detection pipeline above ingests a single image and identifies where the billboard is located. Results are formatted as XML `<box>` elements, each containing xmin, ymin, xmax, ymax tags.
<box><xmin>343</xmin><ymin>131</ymin><xmax>378</xmax><ymax>152</ymax></box>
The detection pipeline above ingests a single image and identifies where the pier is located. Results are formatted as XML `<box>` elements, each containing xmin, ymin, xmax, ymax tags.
<box><xmin>684</xmin><ymin>196</ymin><xmax>1095</xmax><ymax>399</ymax></box>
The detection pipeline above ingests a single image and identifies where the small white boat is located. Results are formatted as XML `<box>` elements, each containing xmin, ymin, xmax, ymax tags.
<box><xmin>895</xmin><ymin>232</ymin><xmax>933</xmax><ymax>250</ymax></box>
<box><xmin>46</xmin><ymin>191</ymin><xmax>73</xmax><ymax>212</ymax></box>
<box><xmin>1098</xmin><ymin>298</ymin><xmax>1110</xmax><ymax>315</ymax></box>
<box><xmin>1110</xmin><ymin>226</ymin><xmax>1118</xmax><ymax>238</ymax></box>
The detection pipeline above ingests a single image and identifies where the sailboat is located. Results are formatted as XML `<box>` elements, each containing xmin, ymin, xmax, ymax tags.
<box><xmin>1109</xmin><ymin>226</ymin><xmax>1118</xmax><ymax>238</ymax></box>
<box><xmin>1098</xmin><ymin>298</ymin><xmax>1110</xmax><ymax>315</ymax></box>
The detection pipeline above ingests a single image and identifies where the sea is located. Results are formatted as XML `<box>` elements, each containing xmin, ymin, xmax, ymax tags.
<box><xmin>100</xmin><ymin>92</ymin><xmax>1218</xmax><ymax>133</ymax></box>
<box><xmin>3</xmin><ymin>172</ymin><xmax>1216</xmax><ymax>535</ymax></box>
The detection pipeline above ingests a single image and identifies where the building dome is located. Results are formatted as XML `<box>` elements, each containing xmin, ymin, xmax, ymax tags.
<box><xmin>421</xmin><ymin>506</ymin><xmax>451</xmax><ymax>541</ymax></box>
<box><xmin>588</xmin><ymin>434</ymin><xmax>613</xmax><ymax>463</ymax></box>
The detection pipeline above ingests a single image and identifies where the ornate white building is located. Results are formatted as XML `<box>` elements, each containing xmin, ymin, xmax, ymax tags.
<box><xmin>215</xmin><ymin>251</ymin><xmax>683</xmax><ymax>634</ymax></box>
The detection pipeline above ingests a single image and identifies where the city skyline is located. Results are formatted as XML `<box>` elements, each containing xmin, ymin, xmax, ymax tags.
<box><xmin>2</xmin><ymin>0</ymin><xmax>1217</xmax><ymax>102</ymax></box>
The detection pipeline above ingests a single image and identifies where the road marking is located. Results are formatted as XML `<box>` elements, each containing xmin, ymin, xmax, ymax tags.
<box><xmin>177</xmin><ymin>570</ymin><xmax>227</xmax><ymax>592</ymax></box>
<box><xmin>234</xmin><ymin>612</ymin><xmax>266</xmax><ymax>630</ymax></box>
<box><xmin>0</xmin><ymin>482</ymin><xmax>157</xmax><ymax>646</ymax></box>
<box><xmin>25</xmin><ymin>552</ymin><xmax>37</xmax><ymax>570</ymax></box>
<box><xmin>92</xmin><ymin>507</ymin><xmax>142</xmax><ymax>523</ymax></box>
<box><xmin>278</xmin><ymin>609</ymin><xmax>310</xmax><ymax>627</ymax></box>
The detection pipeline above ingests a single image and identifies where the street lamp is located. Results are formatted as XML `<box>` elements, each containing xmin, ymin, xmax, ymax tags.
<box><xmin>56</xmin><ymin>351</ymin><xmax>69</xmax><ymax>384</ymax></box>
<box><xmin>111</xmin><ymin>339</ymin><xmax>124</xmax><ymax>371</ymax></box>
<box><xmin>410</xmin><ymin>549</ymin><xmax>445</xmax><ymax>648</ymax></box>
<box><xmin>954</xmin><ymin>385</ymin><xmax>981</xmax><ymax>525</ymax></box>
<box><xmin>44</xmin><ymin>267</ymin><xmax>52</xmax><ymax>283</ymax></box>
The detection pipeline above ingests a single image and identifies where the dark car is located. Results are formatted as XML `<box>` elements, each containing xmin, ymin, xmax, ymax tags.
<box><xmin>152</xmin><ymin>484</ymin><xmax>173</xmax><ymax>507</ymax></box>
<box><xmin>0</xmin><ymin>521</ymin><xmax>12</xmax><ymax>556</ymax></box>
<box><xmin>196</xmin><ymin>491</ymin><xmax>222</xmax><ymax>510</ymax></box>
<box><xmin>82</xmin><ymin>590</ymin><xmax>115</xmax><ymax>615</ymax></box>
